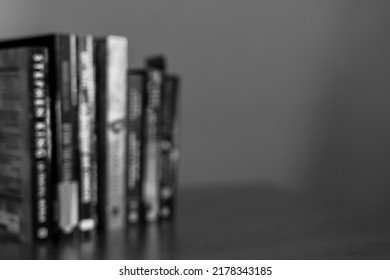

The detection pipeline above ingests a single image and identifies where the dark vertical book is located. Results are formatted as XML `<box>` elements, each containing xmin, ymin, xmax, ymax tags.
<box><xmin>142</xmin><ymin>56</ymin><xmax>166</xmax><ymax>222</ymax></box>
<box><xmin>170</xmin><ymin>77</ymin><xmax>181</xmax><ymax>218</ymax></box>
<box><xmin>0</xmin><ymin>34</ymin><xmax>80</xmax><ymax>238</ymax></box>
<box><xmin>160</xmin><ymin>75</ymin><xmax>181</xmax><ymax>219</ymax></box>
<box><xmin>95</xmin><ymin>36</ymin><xmax>128</xmax><ymax>230</ymax></box>
<box><xmin>76</xmin><ymin>35</ymin><xmax>96</xmax><ymax>234</ymax></box>
<box><xmin>56</xmin><ymin>34</ymin><xmax>79</xmax><ymax>237</ymax></box>
<box><xmin>0</xmin><ymin>47</ymin><xmax>51</xmax><ymax>242</ymax></box>
<box><xmin>127</xmin><ymin>70</ymin><xmax>146</xmax><ymax>224</ymax></box>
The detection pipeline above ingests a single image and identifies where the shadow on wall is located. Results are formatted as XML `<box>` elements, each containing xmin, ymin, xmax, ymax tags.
<box><xmin>308</xmin><ymin>1</ymin><xmax>390</xmax><ymax>209</ymax></box>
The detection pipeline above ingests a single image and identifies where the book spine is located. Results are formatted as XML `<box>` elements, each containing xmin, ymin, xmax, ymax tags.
<box><xmin>77</xmin><ymin>35</ymin><xmax>96</xmax><ymax>233</ymax></box>
<box><xmin>0</xmin><ymin>47</ymin><xmax>52</xmax><ymax>242</ymax></box>
<box><xmin>142</xmin><ymin>68</ymin><xmax>163</xmax><ymax>222</ymax></box>
<box><xmin>95</xmin><ymin>37</ymin><xmax>128</xmax><ymax>229</ymax></box>
<box><xmin>127</xmin><ymin>71</ymin><xmax>146</xmax><ymax>224</ymax></box>
<box><xmin>29</xmin><ymin>48</ymin><xmax>52</xmax><ymax>241</ymax></box>
<box><xmin>56</xmin><ymin>35</ymin><xmax>79</xmax><ymax>236</ymax></box>
<box><xmin>171</xmin><ymin>77</ymin><xmax>181</xmax><ymax>219</ymax></box>
<box><xmin>159</xmin><ymin>75</ymin><xmax>180</xmax><ymax>219</ymax></box>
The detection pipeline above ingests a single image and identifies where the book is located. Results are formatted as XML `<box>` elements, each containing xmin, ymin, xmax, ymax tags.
<box><xmin>0</xmin><ymin>34</ymin><xmax>81</xmax><ymax>237</ymax></box>
<box><xmin>56</xmin><ymin>34</ymin><xmax>79</xmax><ymax>237</ymax></box>
<box><xmin>0</xmin><ymin>47</ymin><xmax>51</xmax><ymax>242</ymax></box>
<box><xmin>142</xmin><ymin>56</ymin><xmax>166</xmax><ymax>222</ymax></box>
<box><xmin>95</xmin><ymin>36</ymin><xmax>128</xmax><ymax>230</ymax></box>
<box><xmin>159</xmin><ymin>75</ymin><xmax>181</xmax><ymax>219</ymax></box>
<box><xmin>126</xmin><ymin>70</ymin><xmax>146</xmax><ymax>224</ymax></box>
<box><xmin>76</xmin><ymin>35</ymin><xmax>96</xmax><ymax>234</ymax></box>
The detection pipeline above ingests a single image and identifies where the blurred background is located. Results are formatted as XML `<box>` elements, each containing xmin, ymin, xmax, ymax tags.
<box><xmin>2</xmin><ymin>0</ymin><xmax>390</xmax><ymax>208</ymax></box>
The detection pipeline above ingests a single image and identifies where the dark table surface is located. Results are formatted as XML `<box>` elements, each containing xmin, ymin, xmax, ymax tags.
<box><xmin>1</xmin><ymin>185</ymin><xmax>390</xmax><ymax>259</ymax></box>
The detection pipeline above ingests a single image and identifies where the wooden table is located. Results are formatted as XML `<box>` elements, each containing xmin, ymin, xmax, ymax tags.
<box><xmin>1</xmin><ymin>185</ymin><xmax>390</xmax><ymax>259</ymax></box>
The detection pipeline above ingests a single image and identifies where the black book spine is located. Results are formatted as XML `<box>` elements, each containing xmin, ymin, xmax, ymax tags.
<box><xmin>171</xmin><ymin>77</ymin><xmax>181</xmax><ymax>219</ymax></box>
<box><xmin>127</xmin><ymin>70</ymin><xmax>146</xmax><ymax>224</ymax></box>
<box><xmin>159</xmin><ymin>75</ymin><xmax>180</xmax><ymax>219</ymax></box>
<box><xmin>142</xmin><ymin>65</ymin><xmax>164</xmax><ymax>222</ymax></box>
<box><xmin>77</xmin><ymin>35</ymin><xmax>96</xmax><ymax>233</ymax></box>
<box><xmin>29</xmin><ymin>48</ymin><xmax>52</xmax><ymax>241</ymax></box>
<box><xmin>56</xmin><ymin>35</ymin><xmax>79</xmax><ymax>236</ymax></box>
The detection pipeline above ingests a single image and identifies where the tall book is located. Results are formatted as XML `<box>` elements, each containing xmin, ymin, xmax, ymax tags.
<box><xmin>56</xmin><ymin>34</ymin><xmax>79</xmax><ymax>237</ymax></box>
<box><xmin>0</xmin><ymin>47</ymin><xmax>51</xmax><ymax>242</ymax></box>
<box><xmin>160</xmin><ymin>75</ymin><xmax>181</xmax><ymax>219</ymax></box>
<box><xmin>127</xmin><ymin>70</ymin><xmax>146</xmax><ymax>224</ymax></box>
<box><xmin>76</xmin><ymin>35</ymin><xmax>96</xmax><ymax>234</ymax></box>
<box><xmin>0</xmin><ymin>34</ymin><xmax>80</xmax><ymax>238</ymax></box>
<box><xmin>170</xmin><ymin>77</ymin><xmax>181</xmax><ymax>216</ymax></box>
<box><xmin>142</xmin><ymin>56</ymin><xmax>165</xmax><ymax>222</ymax></box>
<box><xmin>95</xmin><ymin>36</ymin><xmax>128</xmax><ymax>230</ymax></box>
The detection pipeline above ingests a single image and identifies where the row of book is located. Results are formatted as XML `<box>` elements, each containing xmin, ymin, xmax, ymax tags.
<box><xmin>0</xmin><ymin>34</ymin><xmax>181</xmax><ymax>242</ymax></box>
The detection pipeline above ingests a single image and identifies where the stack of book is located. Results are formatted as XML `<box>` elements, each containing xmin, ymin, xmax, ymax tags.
<box><xmin>0</xmin><ymin>33</ymin><xmax>181</xmax><ymax>242</ymax></box>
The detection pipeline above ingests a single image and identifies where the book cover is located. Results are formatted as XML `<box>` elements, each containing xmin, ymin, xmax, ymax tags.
<box><xmin>127</xmin><ymin>70</ymin><xmax>146</xmax><ymax>224</ymax></box>
<box><xmin>95</xmin><ymin>36</ymin><xmax>128</xmax><ymax>230</ymax></box>
<box><xmin>0</xmin><ymin>47</ymin><xmax>51</xmax><ymax>242</ymax></box>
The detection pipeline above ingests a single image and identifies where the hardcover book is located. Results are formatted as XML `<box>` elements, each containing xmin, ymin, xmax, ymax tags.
<box><xmin>95</xmin><ymin>36</ymin><xmax>128</xmax><ymax>229</ymax></box>
<box><xmin>0</xmin><ymin>47</ymin><xmax>51</xmax><ymax>242</ymax></box>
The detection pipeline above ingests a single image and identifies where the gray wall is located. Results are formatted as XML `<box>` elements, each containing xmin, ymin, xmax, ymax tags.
<box><xmin>2</xmin><ymin>1</ymin><xmax>390</xmax><ymax>205</ymax></box>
